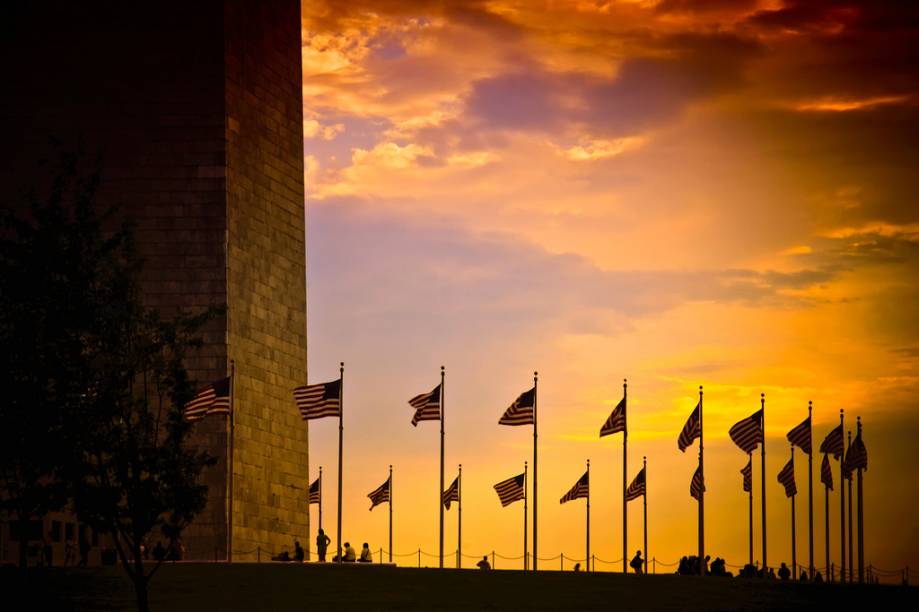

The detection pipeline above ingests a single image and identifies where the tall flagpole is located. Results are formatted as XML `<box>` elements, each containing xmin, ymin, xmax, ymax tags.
<box><xmin>824</xmin><ymin>460</ymin><xmax>830</xmax><ymax>580</ymax></box>
<box><xmin>524</xmin><ymin>461</ymin><xmax>528</xmax><ymax>571</ymax></box>
<box><xmin>533</xmin><ymin>371</ymin><xmax>539</xmax><ymax>572</ymax></box>
<box><xmin>761</xmin><ymin>393</ymin><xmax>767</xmax><ymax>572</ymax></box>
<box><xmin>622</xmin><ymin>379</ymin><xmax>628</xmax><ymax>575</ymax></box>
<box><xmin>586</xmin><ymin>459</ymin><xmax>591</xmax><ymax>571</ymax></box>
<box><xmin>319</xmin><ymin>466</ymin><xmax>323</xmax><ymax>532</ymax></box>
<box><xmin>337</xmin><ymin>362</ymin><xmax>344</xmax><ymax>565</ymax></box>
<box><xmin>839</xmin><ymin>409</ymin><xmax>845</xmax><ymax>582</ymax></box>
<box><xmin>439</xmin><ymin>366</ymin><xmax>445</xmax><ymax>569</ymax></box>
<box><xmin>458</xmin><ymin>464</ymin><xmax>462</xmax><ymax>569</ymax></box>
<box><xmin>791</xmin><ymin>446</ymin><xmax>796</xmax><ymax>577</ymax></box>
<box><xmin>856</xmin><ymin>417</ymin><xmax>864</xmax><ymax>584</ymax></box>
<box><xmin>699</xmin><ymin>385</ymin><xmax>705</xmax><ymax>576</ymax></box>
<box><xmin>643</xmin><ymin>456</ymin><xmax>648</xmax><ymax>575</ymax></box>
<box><xmin>748</xmin><ymin>451</ymin><xmax>753</xmax><ymax>567</ymax></box>
<box><xmin>847</xmin><ymin>430</ymin><xmax>853</xmax><ymax>582</ymax></box>
<box><xmin>228</xmin><ymin>360</ymin><xmax>236</xmax><ymax>563</ymax></box>
<box><xmin>808</xmin><ymin>401</ymin><xmax>814</xmax><ymax>579</ymax></box>
<box><xmin>389</xmin><ymin>465</ymin><xmax>393</xmax><ymax>564</ymax></box>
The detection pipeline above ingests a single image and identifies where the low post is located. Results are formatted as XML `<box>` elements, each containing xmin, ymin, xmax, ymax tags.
<box><xmin>560</xmin><ymin>553</ymin><xmax>564</xmax><ymax>571</ymax></box>
<box><xmin>492</xmin><ymin>551</ymin><xmax>495</xmax><ymax>569</ymax></box>
<box><xmin>417</xmin><ymin>548</ymin><xmax>421</xmax><ymax>568</ymax></box>
<box><xmin>653</xmin><ymin>557</ymin><xmax>656</xmax><ymax>574</ymax></box>
<box><xmin>257</xmin><ymin>546</ymin><xmax>261</xmax><ymax>563</ymax></box>
<box><xmin>592</xmin><ymin>554</ymin><xmax>595</xmax><ymax>572</ymax></box>
<box><xmin>379</xmin><ymin>549</ymin><xmax>382</xmax><ymax>564</ymax></box>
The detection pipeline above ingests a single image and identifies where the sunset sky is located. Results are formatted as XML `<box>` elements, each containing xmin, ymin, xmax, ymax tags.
<box><xmin>300</xmin><ymin>0</ymin><xmax>919</xmax><ymax>572</ymax></box>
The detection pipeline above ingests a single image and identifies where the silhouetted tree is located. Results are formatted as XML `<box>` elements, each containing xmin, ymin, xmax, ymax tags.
<box><xmin>0</xmin><ymin>151</ymin><xmax>219</xmax><ymax>612</ymax></box>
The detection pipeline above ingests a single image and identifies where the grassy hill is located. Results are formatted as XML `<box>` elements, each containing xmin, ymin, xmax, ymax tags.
<box><xmin>3</xmin><ymin>562</ymin><xmax>915</xmax><ymax>611</ymax></box>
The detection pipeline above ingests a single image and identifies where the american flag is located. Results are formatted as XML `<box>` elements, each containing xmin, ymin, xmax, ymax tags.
<box><xmin>786</xmin><ymin>416</ymin><xmax>812</xmax><ymax>455</ymax></box>
<box><xmin>820</xmin><ymin>453</ymin><xmax>833</xmax><ymax>491</ymax></box>
<box><xmin>819</xmin><ymin>424</ymin><xmax>844</xmax><ymax>459</ymax></box>
<box><xmin>729</xmin><ymin>409</ymin><xmax>764</xmax><ymax>453</ymax></box>
<box><xmin>843</xmin><ymin>435</ymin><xmax>854</xmax><ymax>481</ymax></box>
<box><xmin>183</xmin><ymin>376</ymin><xmax>231</xmax><ymax>422</ymax></box>
<box><xmin>600</xmin><ymin>396</ymin><xmax>626</xmax><ymax>437</ymax></box>
<box><xmin>741</xmin><ymin>457</ymin><xmax>752</xmax><ymax>493</ymax></box>
<box><xmin>560</xmin><ymin>470</ymin><xmax>589</xmax><ymax>504</ymax></box>
<box><xmin>843</xmin><ymin>431</ymin><xmax>868</xmax><ymax>473</ymax></box>
<box><xmin>443</xmin><ymin>475</ymin><xmax>460</xmax><ymax>509</ymax></box>
<box><xmin>690</xmin><ymin>464</ymin><xmax>705</xmax><ymax>501</ymax></box>
<box><xmin>368</xmin><ymin>476</ymin><xmax>391</xmax><ymax>510</ymax></box>
<box><xmin>625</xmin><ymin>467</ymin><xmax>645</xmax><ymax>502</ymax></box>
<box><xmin>409</xmin><ymin>383</ymin><xmax>441</xmax><ymax>426</ymax></box>
<box><xmin>309</xmin><ymin>477</ymin><xmax>320</xmax><ymax>504</ymax></box>
<box><xmin>293</xmin><ymin>379</ymin><xmax>341</xmax><ymax>420</ymax></box>
<box><xmin>494</xmin><ymin>473</ymin><xmax>525</xmax><ymax>507</ymax></box>
<box><xmin>777</xmin><ymin>456</ymin><xmax>796</xmax><ymax>497</ymax></box>
<box><xmin>499</xmin><ymin>387</ymin><xmax>536</xmax><ymax>426</ymax></box>
<box><xmin>678</xmin><ymin>402</ymin><xmax>701</xmax><ymax>452</ymax></box>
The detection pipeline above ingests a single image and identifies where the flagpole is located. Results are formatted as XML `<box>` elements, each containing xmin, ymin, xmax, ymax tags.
<box><xmin>319</xmin><ymin>466</ymin><xmax>323</xmax><ymax>533</ymax></box>
<box><xmin>337</xmin><ymin>362</ymin><xmax>344</xmax><ymax>565</ymax></box>
<box><xmin>761</xmin><ymin>393</ymin><xmax>767</xmax><ymax>573</ymax></box>
<box><xmin>533</xmin><ymin>371</ymin><xmax>538</xmax><ymax>572</ymax></box>
<box><xmin>227</xmin><ymin>360</ymin><xmax>235</xmax><ymax>563</ymax></box>
<box><xmin>856</xmin><ymin>417</ymin><xmax>864</xmax><ymax>584</ymax></box>
<box><xmin>622</xmin><ymin>379</ymin><xmax>628</xmax><ymax>574</ymax></box>
<box><xmin>699</xmin><ymin>385</ymin><xmax>704</xmax><ymax>576</ymax></box>
<box><xmin>748</xmin><ymin>451</ymin><xmax>753</xmax><ymax>567</ymax></box>
<box><xmin>791</xmin><ymin>446</ymin><xmax>796</xmax><ymax>577</ymax></box>
<box><xmin>389</xmin><ymin>464</ymin><xmax>393</xmax><ymax>564</ymax></box>
<box><xmin>808</xmin><ymin>401</ymin><xmax>814</xmax><ymax>580</ymax></box>
<box><xmin>439</xmin><ymin>365</ymin><xmax>445</xmax><ymax>569</ymax></box>
<box><xmin>586</xmin><ymin>459</ymin><xmax>591</xmax><ymax>571</ymax></box>
<box><xmin>824</xmin><ymin>460</ymin><xmax>830</xmax><ymax>581</ymax></box>
<box><xmin>839</xmin><ymin>408</ymin><xmax>845</xmax><ymax>582</ymax></box>
<box><xmin>847</xmin><ymin>430</ymin><xmax>853</xmax><ymax>582</ymax></box>
<box><xmin>524</xmin><ymin>461</ymin><xmax>528</xmax><ymax>570</ymax></box>
<box><xmin>458</xmin><ymin>464</ymin><xmax>462</xmax><ymax>569</ymax></box>
<box><xmin>643</xmin><ymin>456</ymin><xmax>648</xmax><ymax>575</ymax></box>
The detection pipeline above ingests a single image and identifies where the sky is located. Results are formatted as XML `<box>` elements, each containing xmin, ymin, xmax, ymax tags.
<box><xmin>300</xmin><ymin>0</ymin><xmax>919</xmax><ymax>574</ymax></box>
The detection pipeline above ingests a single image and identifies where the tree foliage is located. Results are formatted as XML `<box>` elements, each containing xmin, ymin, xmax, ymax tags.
<box><xmin>0</xmin><ymin>151</ymin><xmax>220</xmax><ymax>612</ymax></box>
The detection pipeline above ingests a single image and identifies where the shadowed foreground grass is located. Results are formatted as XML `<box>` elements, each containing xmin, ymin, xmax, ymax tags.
<box><xmin>3</xmin><ymin>563</ymin><xmax>916</xmax><ymax>611</ymax></box>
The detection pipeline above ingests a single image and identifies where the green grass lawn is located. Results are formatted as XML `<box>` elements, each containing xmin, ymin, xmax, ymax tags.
<box><xmin>3</xmin><ymin>563</ymin><xmax>915</xmax><ymax>611</ymax></box>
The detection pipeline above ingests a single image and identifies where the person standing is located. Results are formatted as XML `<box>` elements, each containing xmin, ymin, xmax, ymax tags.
<box><xmin>630</xmin><ymin>550</ymin><xmax>644</xmax><ymax>574</ymax></box>
<box><xmin>316</xmin><ymin>528</ymin><xmax>331</xmax><ymax>562</ymax></box>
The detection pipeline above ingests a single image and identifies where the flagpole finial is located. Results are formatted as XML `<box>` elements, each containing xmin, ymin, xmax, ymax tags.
<box><xmin>441</xmin><ymin>365</ymin><xmax>445</xmax><ymax>373</ymax></box>
<box><xmin>534</xmin><ymin>370</ymin><xmax>538</xmax><ymax>378</ymax></box>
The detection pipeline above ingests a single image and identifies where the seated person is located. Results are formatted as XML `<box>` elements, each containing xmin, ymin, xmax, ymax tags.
<box><xmin>272</xmin><ymin>550</ymin><xmax>291</xmax><ymax>562</ymax></box>
<box><xmin>343</xmin><ymin>542</ymin><xmax>356</xmax><ymax>562</ymax></box>
<box><xmin>359</xmin><ymin>543</ymin><xmax>372</xmax><ymax>563</ymax></box>
<box><xmin>294</xmin><ymin>541</ymin><xmax>304</xmax><ymax>563</ymax></box>
<box><xmin>477</xmin><ymin>555</ymin><xmax>491</xmax><ymax>570</ymax></box>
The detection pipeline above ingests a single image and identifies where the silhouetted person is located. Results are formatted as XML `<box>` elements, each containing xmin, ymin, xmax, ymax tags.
<box><xmin>477</xmin><ymin>555</ymin><xmax>491</xmax><ymax>570</ymax></box>
<box><xmin>42</xmin><ymin>532</ymin><xmax>53</xmax><ymax>567</ymax></box>
<box><xmin>359</xmin><ymin>543</ymin><xmax>372</xmax><ymax>563</ymax></box>
<box><xmin>153</xmin><ymin>541</ymin><xmax>166</xmax><ymax>562</ymax></box>
<box><xmin>335</xmin><ymin>542</ymin><xmax>356</xmax><ymax>562</ymax></box>
<box><xmin>316</xmin><ymin>529</ymin><xmax>331</xmax><ymax>562</ymax></box>
<box><xmin>79</xmin><ymin>533</ymin><xmax>90</xmax><ymax>567</ymax></box>
<box><xmin>64</xmin><ymin>538</ymin><xmax>76</xmax><ymax>566</ymax></box>
<box><xmin>630</xmin><ymin>550</ymin><xmax>644</xmax><ymax>574</ymax></box>
<box><xmin>294</xmin><ymin>540</ymin><xmax>304</xmax><ymax>562</ymax></box>
<box><xmin>813</xmin><ymin>571</ymin><xmax>823</xmax><ymax>584</ymax></box>
<box><xmin>272</xmin><ymin>550</ymin><xmax>291</xmax><ymax>562</ymax></box>
<box><xmin>778</xmin><ymin>563</ymin><xmax>790</xmax><ymax>580</ymax></box>
<box><xmin>799</xmin><ymin>569</ymin><xmax>808</xmax><ymax>581</ymax></box>
<box><xmin>767</xmin><ymin>567</ymin><xmax>776</xmax><ymax>580</ymax></box>
<box><xmin>573</xmin><ymin>563</ymin><xmax>581</xmax><ymax>572</ymax></box>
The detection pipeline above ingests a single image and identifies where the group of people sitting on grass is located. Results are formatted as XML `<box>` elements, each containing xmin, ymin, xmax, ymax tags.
<box><xmin>271</xmin><ymin>529</ymin><xmax>375</xmax><ymax>564</ymax></box>
<box><xmin>675</xmin><ymin>554</ymin><xmax>731</xmax><ymax>577</ymax></box>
